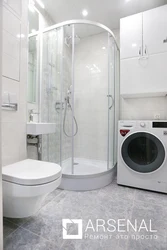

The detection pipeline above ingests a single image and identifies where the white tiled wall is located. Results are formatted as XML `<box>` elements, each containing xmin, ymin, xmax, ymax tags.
<box><xmin>74</xmin><ymin>32</ymin><xmax>110</xmax><ymax>161</ymax></box>
<box><xmin>39</xmin><ymin>30</ymin><xmax>119</xmax><ymax>163</ymax></box>
<box><xmin>2</xmin><ymin>0</ymin><xmax>28</xmax><ymax>167</ymax></box>
<box><xmin>120</xmin><ymin>96</ymin><xmax>167</xmax><ymax>120</ymax></box>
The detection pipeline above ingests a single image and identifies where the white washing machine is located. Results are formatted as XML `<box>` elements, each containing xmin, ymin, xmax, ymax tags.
<box><xmin>117</xmin><ymin>120</ymin><xmax>167</xmax><ymax>193</ymax></box>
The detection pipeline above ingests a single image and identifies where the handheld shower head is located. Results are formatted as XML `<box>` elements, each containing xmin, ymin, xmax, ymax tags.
<box><xmin>65</xmin><ymin>85</ymin><xmax>72</xmax><ymax>105</ymax></box>
<box><xmin>67</xmin><ymin>85</ymin><xmax>72</xmax><ymax>95</ymax></box>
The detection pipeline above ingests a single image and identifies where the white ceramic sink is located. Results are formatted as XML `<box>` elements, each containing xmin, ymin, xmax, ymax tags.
<box><xmin>27</xmin><ymin>122</ymin><xmax>56</xmax><ymax>135</ymax></box>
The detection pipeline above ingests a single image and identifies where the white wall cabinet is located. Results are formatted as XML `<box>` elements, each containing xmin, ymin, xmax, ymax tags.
<box><xmin>120</xmin><ymin>4</ymin><xmax>167</xmax><ymax>97</ymax></box>
<box><xmin>120</xmin><ymin>13</ymin><xmax>142</xmax><ymax>59</ymax></box>
<box><xmin>143</xmin><ymin>5</ymin><xmax>167</xmax><ymax>55</ymax></box>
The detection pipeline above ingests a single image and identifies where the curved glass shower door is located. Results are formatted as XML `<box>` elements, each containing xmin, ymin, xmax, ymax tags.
<box><xmin>69</xmin><ymin>24</ymin><xmax>114</xmax><ymax>175</ymax></box>
<box><xmin>39</xmin><ymin>20</ymin><xmax>119</xmax><ymax>189</ymax></box>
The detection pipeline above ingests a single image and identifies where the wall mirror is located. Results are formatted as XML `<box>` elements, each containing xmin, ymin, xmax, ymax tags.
<box><xmin>28</xmin><ymin>8</ymin><xmax>39</xmax><ymax>104</ymax></box>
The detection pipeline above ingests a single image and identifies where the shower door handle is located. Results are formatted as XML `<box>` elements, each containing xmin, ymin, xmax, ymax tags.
<box><xmin>107</xmin><ymin>95</ymin><xmax>114</xmax><ymax>110</ymax></box>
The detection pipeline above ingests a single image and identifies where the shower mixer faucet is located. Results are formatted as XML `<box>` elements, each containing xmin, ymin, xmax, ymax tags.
<box><xmin>29</xmin><ymin>109</ymin><xmax>39</xmax><ymax>122</ymax></box>
<box><xmin>65</xmin><ymin>96</ymin><xmax>70</xmax><ymax>105</ymax></box>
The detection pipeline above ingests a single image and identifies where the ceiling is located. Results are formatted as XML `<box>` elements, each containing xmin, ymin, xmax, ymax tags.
<box><xmin>42</xmin><ymin>0</ymin><xmax>167</xmax><ymax>30</ymax></box>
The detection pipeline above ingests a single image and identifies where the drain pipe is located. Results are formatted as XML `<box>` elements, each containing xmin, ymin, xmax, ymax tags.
<box><xmin>27</xmin><ymin>135</ymin><xmax>42</xmax><ymax>160</ymax></box>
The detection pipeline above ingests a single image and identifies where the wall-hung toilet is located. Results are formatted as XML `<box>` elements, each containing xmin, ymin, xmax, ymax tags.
<box><xmin>2</xmin><ymin>159</ymin><xmax>62</xmax><ymax>218</ymax></box>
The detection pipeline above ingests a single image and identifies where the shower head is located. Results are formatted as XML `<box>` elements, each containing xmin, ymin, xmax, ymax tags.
<box><xmin>65</xmin><ymin>35</ymin><xmax>81</xmax><ymax>47</ymax></box>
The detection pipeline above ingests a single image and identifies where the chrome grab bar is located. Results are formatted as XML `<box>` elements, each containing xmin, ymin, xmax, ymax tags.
<box><xmin>107</xmin><ymin>95</ymin><xmax>114</xmax><ymax>110</ymax></box>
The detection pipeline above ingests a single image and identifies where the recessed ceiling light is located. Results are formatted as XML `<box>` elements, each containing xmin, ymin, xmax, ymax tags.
<box><xmin>28</xmin><ymin>4</ymin><xmax>35</xmax><ymax>12</ymax></box>
<box><xmin>126</xmin><ymin>0</ymin><xmax>132</xmax><ymax>2</ymax></box>
<box><xmin>29</xmin><ymin>0</ymin><xmax>35</xmax><ymax>12</ymax></box>
<box><xmin>31</xmin><ymin>29</ymin><xmax>37</xmax><ymax>33</ymax></box>
<box><xmin>132</xmin><ymin>43</ymin><xmax>137</xmax><ymax>47</ymax></box>
<box><xmin>82</xmin><ymin>9</ymin><xmax>88</xmax><ymax>17</ymax></box>
<box><xmin>35</xmin><ymin>0</ymin><xmax>45</xmax><ymax>9</ymax></box>
<box><xmin>102</xmin><ymin>46</ymin><xmax>106</xmax><ymax>50</ymax></box>
<box><xmin>17</xmin><ymin>34</ymin><xmax>25</xmax><ymax>38</ymax></box>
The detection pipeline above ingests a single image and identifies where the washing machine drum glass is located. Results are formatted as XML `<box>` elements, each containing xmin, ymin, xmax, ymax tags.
<box><xmin>122</xmin><ymin>132</ymin><xmax>165</xmax><ymax>173</ymax></box>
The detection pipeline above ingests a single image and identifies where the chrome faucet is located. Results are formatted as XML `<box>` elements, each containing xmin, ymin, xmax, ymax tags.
<box><xmin>29</xmin><ymin>109</ymin><xmax>39</xmax><ymax>122</ymax></box>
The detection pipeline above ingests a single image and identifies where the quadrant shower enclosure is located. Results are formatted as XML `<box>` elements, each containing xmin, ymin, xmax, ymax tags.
<box><xmin>28</xmin><ymin>20</ymin><xmax>120</xmax><ymax>191</ymax></box>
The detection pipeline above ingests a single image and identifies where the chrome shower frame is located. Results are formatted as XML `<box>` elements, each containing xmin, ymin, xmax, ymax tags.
<box><xmin>28</xmin><ymin>20</ymin><xmax>120</xmax><ymax>191</ymax></box>
<box><xmin>29</xmin><ymin>20</ymin><xmax>119</xmax><ymax>49</ymax></box>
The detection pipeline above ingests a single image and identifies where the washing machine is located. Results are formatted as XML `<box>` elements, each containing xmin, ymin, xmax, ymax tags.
<box><xmin>117</xmin><ymin>120</ymin><xmax>167</xmax><ymax>193</ymax></box>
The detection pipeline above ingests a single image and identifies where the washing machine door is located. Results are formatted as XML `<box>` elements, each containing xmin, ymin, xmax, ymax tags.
<box><xmin>121</xmin><ymin>132</ymin><xmax>165</xmax><ymax>173</ymax></box>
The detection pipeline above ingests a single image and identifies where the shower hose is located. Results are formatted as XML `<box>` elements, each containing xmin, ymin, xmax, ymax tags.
<box><xmin>63</xmin><ymin>99</ymin><xmax>78</xmax><ymax>137</ymax></box>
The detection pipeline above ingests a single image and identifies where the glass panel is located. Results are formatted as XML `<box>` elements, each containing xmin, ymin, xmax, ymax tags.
<box><xmin>41</xmin><ymin>28</ymin><xmax>63</xmax><ymax>164</ymax></box>
<box><xmin>128</xmin><ymin>137</ymin><xmax>158</xmax><ymax>165</ymax></box>
<box><xmin>39</xmin><ymin>22</ymin><xmax>119</xmax><ymax>176</ymax></box>
<box><xmin>73</xmin><ymin>24</ymin><xmax>109</xmax><ymax>174</ymax></box>
<box><xmin>108</xmin><ymin>35</ymin><xmax>116</xmax><ymax>169</ymax></box>
<box><xmin>114</xmin><ymin>46</ymin><xmax>120</xmax><ymax>166</ymax></box>
<box><xmin>28</xmin><ymin>36</ymin><xmax>38</xmax><ymax>103</ymax></box>
<box><xmin>61</xmin><ymin>25</ymin><xmax>73</xmax><ymax>174</ymax></box>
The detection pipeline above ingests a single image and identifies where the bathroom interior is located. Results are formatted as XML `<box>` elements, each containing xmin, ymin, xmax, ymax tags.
<box><xmin>1</xmin><ymin>0</ymin><xmax>167</xmax><ymax>249</ymax></box>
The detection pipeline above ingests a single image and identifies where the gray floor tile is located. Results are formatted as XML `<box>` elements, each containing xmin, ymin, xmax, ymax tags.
<box><xmin>3</xmin><ymin>219</ymin><xmax>19</xmax><ymax>239</ymax></box>
<box><xmin>60</xmin><ymin>233</ymin><xmax>128</xmax><ymax>250</ymax></box>
<box><xmin>100</xmin><ymin>182</ymin><xmax>135</xmax><ymax>201</ymax></box>
<box><xmin>135</xmin><ymin>188</ymin><xmax>167</xmax><ymax>206</ymax></box>
<box><xmin>5</xmin><ymin>217</ymin><xmax>30</xmax><ymax>227</ymax></box>
<box><xmin>127</xmin><ymin>234</ymin><xmax>167</xmax><ymax>250</ymax></box>
<box><xmin>4</xmin><ymin>227</ymin><xmax>57</xmax><ymax>250</ymax></box>
<box><xmin>86</xmin><ymin>195</ymin><xmax>134</xmax><ymax>221</ymax></box>
<box><xmin>131</xmin><ymin>200</ymin><xmax>167</xmax><ymax>237</ymax></box>
<box><xmin>3</xmin><ymin>183</ymin><xmax>167</xmax><ymax>250</ymax></box>
<box><xmin>21</xmin><ymin>189</ymin><xmax>107</xmax><ymax>247</ymax></box>
<box><xmin>23</xmin><ymin>214</ymin><xmax>65</xmax><ymax>247</ymax></box>
<box><xmin>40</xmin><ymin>188</ymin><xmax>63</xmax><ymax>207</ymax></box>
<box><xmin>21</xmin><ymin>192</ymin><xmax>77</xmax><ymax>247</ymax></box>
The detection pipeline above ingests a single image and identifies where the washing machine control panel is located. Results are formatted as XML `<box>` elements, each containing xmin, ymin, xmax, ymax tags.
<box><xmin>153</xmin><ymin>122</ymin><xmax>167</xmax><ymax>128</ymax></box>
<box><xmin>140</xmin><ymin>122</ymin><xmax>145</xmax><ymax>128</ymax></box>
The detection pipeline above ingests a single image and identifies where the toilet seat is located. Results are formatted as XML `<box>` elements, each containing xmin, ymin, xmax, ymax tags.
<box><xmin>2</xmin><ymin>159</ymin><xmax>61</xmax><ymax>186</ymax></box>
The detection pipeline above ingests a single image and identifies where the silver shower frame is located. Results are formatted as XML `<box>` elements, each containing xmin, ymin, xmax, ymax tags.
<box><xmin>29</xmin><ymin>20</ymin><xmax>120</xmax><ymax>191</ymax></box>
<box><xmin>29</xmin><ymin>19</ymin><xmax>119</xmax><ymax>49</ymax></box>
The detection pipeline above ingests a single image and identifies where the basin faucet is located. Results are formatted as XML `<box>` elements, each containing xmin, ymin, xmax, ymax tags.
<box><xmin>29</xmin><ymin>109</ymin><xmax>39</xmax><ymax>122</ymax></box>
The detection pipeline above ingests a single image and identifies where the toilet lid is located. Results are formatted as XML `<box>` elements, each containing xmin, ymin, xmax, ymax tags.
<box><xmin>2</xmin><ymin>159</ymin><xmax>62</xmax><ymax>186</ymax></box>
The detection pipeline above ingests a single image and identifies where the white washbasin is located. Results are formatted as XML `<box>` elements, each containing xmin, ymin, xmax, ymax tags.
<box><xmin>27</xmin><ymin>122</ymin><xmax>56</xmax><ymax>135</ymax></box>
